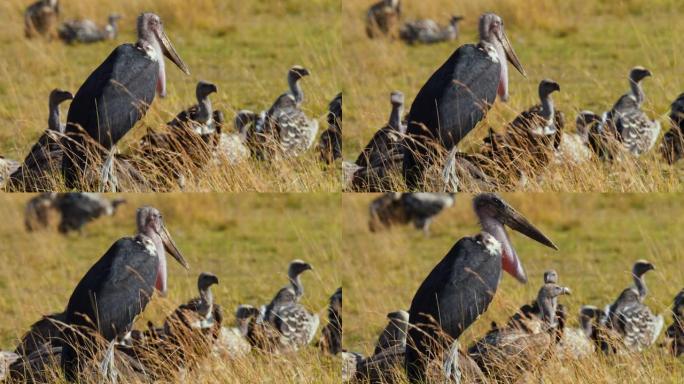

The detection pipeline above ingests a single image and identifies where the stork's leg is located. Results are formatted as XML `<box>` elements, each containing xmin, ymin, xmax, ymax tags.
<box><xmin>442</xmin><ymin>148</ymin><xmax>461</xmax><ymax>192</ymax></box>
<box><xmin>98</xmin><ymin>339</ymin><xmax>119</xmax><ymax>384</ymax></box>
<box><xmin>443</xmin><ymin>340</ymin><xmax>462</xmax><ymax>384</ymax></box>
<box><xmin>100</xmin><ymin>147</ymin><xmax>119</xmax><ymax>192</ymax></box>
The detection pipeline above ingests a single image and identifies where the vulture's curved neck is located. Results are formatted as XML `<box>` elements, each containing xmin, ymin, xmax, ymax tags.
<box><xmin>289</xmin><ymin>274</ymin><xmax>304</xmax><ymax>299</ymax></box>
<box><xmin>197</xmin><ymin>94</ymin><xmax>212</xmax><ymax>123</ymax></box>
<box><xmin>633</xmin><ymin>271</ymin><xmax>648</xmax><ymax>300</ymax></box>
<box><xmin>288</xmin><ymin>75</ymin><xmax>304</xmax><ymax>105</ymax></box>
<box><xmin>540</xmin><ymin>91</ymin><xmax>554</xmax><ymax>122</ymax></box>
<box><xmin>388</xmin><ymin>103</ymin><xmax>403</xmax><ymax>131</ymax></box>
<box><xmin>48</xmin><ymin>101</ymin><xmax>62</xmax><ymax>132</ymax></box>
<box><xmin>630</xmin><ymin>79</ymin><xmax>644</xmax><ymax>105</ymax></box>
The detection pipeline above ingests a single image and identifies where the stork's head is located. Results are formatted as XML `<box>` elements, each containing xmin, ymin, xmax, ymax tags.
<box><xmin>629</xmin><ymin>66</ymin><xmax>652</xmax><ymax>83</ymax></box>
<box><xmin>137</xmin><ymin>13</ymin><xmax>190</xmax><ymax>97</ymax></box>
<box><xmin>479</xmin><ymin>13</ymin><xmax>526</xmax><ymax>102</ymax></box>
<box><xmin>289</xmin><ymin>65</ymin><xmax>310</xmax><ymax>82</ymax></box>
<box><xmin>288</xmin><ymin>259</ymin><xmax>313</xmax><ymax>279</ymax></box>
<box><xmin>632</xmin><ymin>259</ymin><xmax>655</xmax><ymax>278</ymax></box>
<box><xmin>137</xmin><ymin>206</ymin><xmax>189</xmax><ymax>294</ymax></box>
<box><xmin>473</xmin><ymin>193</ymin><xmax>557</xmax><ymax>283</ymax></box>
<box><xmin>49</xmin><ymin>89</ymin><xmax>73</xmax><ymax>108</ymax></box>
<box><xmin>197</xmin><ymin>272</ymin><xmax>219</xmax><ymax>291</ymax></box>
<box><xmin>196</xmin><ymin>80</ymin><xmax>218</xmax><ymax>101</ymax></box>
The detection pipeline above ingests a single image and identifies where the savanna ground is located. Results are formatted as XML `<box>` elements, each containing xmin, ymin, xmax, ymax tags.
<box><xmin>0</xmin><ymin>0</ymin><xmax>341</xmax><ymax>192</ymax></box>
<box><xmin>0</xmin><ymin>193</ymin><xmax>341</xmax><ymax>383</ymax></box>
<box><xmin>343</xmin><ymin>0</ymin><xmax>684</xmax><ymax>192</ymax></box>
<box><xmin>341</xmin><ymin>193</ymin><xmax>684</xmax><ymax>383</ymax></box>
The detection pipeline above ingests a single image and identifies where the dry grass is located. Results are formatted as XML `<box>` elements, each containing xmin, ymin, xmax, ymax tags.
<box><xmin>342</xmin><ymin>0</ymin><xmax>684</xmax><ymax>192</ymax></box>
<box><xmin>0</xmin><ymin>193</ymin><xmax>342</xmax><ymax>383</ymax></box>
<box><xmin>0</xmin><ymin>0</ymin><xmax>340</xmax><ymax>192</ymax></box>
<box><xmin>341</xmin><ymin>193</ymin><xmax>684</xmax><ymax>383</ymax></box>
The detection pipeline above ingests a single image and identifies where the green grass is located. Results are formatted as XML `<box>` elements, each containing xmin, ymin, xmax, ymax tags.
<box><xmin>341</xmin><ymin>193</ymin><xmax>684</xmax><ymax>383</ymax></box>
<box><xmin>0</xmin><ymin>0</ymin><xmax>341</xmax><ymax>192</ymax></box>
<box><xmin>0</xmin><ymin>193</ymin><xmax>341</xmax><ymax>383</ymax></box>
<box><xmin>342</xmin><ymin>0</ymin><xmax>684</xmax><ymax>191</ymax></box>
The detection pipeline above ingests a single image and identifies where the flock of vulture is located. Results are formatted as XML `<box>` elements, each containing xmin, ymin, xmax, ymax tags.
<box><xmin>0</xmin><ymin>0</ymin><xmax>342</xmax><ymax>191</ymax></box>
<box><xmin>343</xmin><ymin>193</ymin><xmax>684</xmax><ymax>383</ymax></box>
<box><xmin>0</xmin><ymin>201</ymin><xmax>341</xmax><ymax>383</ymax></box>
<box><xmin>347</xmin><ymin>0</ymin><xmax>684</xmax><ymax>191</ymax></box>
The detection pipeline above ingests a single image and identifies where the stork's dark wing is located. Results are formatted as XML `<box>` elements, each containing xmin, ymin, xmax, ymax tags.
<box><xmin>66</xmin><ymin>44</ymin><xmax>158</xmax><ymax>148</ymax></box>
<box><xmin>408</xmin><ymin>236</ymin><xmax>501</xmax><ymax>338</ymax></box>
<box><xmin>406</xmin><ymin>236</ymin><xmax>501</xmax><ymax>381</ymax></box>
<box><xmin>406</xmin><ymin>44</ymin><xmax>500</xmax><ymax>149</ymax></box>
<box><xmin>64</xmin><ymin>237</ymin><xmax>158</xmax><ymax>340</ymax></box>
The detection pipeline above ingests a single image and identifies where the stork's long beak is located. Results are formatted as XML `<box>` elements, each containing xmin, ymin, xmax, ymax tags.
<box><xmin>157</xmin><ymin>29</ymin><xmax>190</xmax><ymax>75</ymax></box>
<box><xmin>160</xmin><ymin>225</ymin><xmax>189</xmax><ymax>269</ymax></box>
<box><xmin>501</xmin><ymin>204</ymin><xmax>557</xmax><ymax>250</ymax></box>
<box><xmin>499</xmin><ymin>30</ymin><xmax>526</xmax><ymax>78</ymax></box>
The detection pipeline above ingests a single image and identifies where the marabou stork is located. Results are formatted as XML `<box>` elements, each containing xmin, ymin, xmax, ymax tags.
<box><xmin>60</xmin><ymin>206</ymin><xmax>189</xmax><ymax>381</ymax></box>
<box><xmin>61</xmin><ymin>12</ymin><xmax>190</xmax><ymax>190</ymax></box>
<box><xmin>402</xmin><ymin>13</ymin><xmax>526</xmax><ymax>189</ymax></box>
<box><xmin>404</xmin><ymin>193</ymin><xmax>557</xmax><ymax>383</ymax></box>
